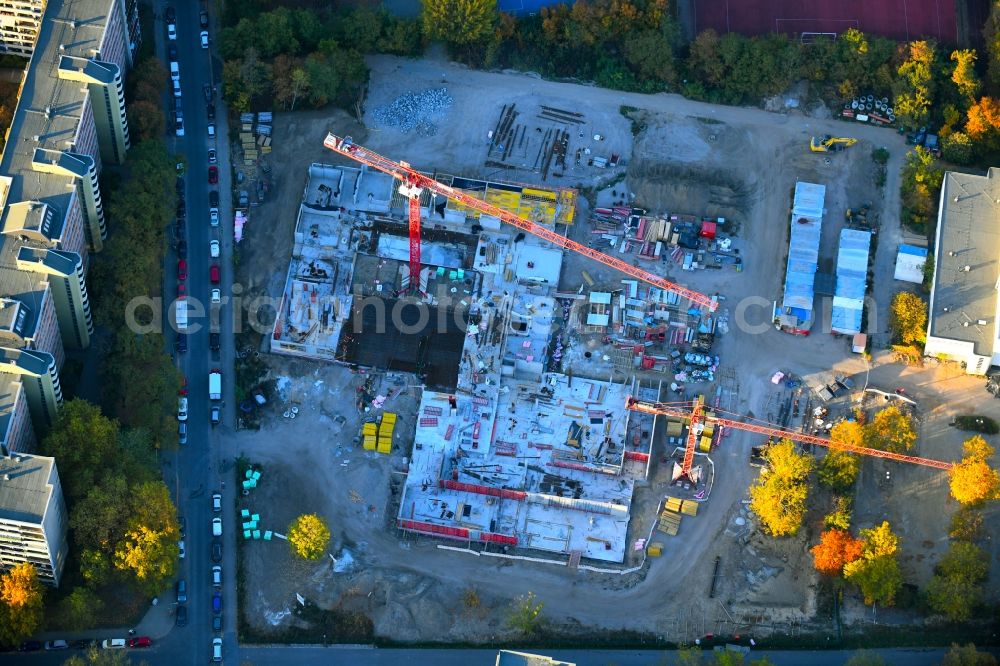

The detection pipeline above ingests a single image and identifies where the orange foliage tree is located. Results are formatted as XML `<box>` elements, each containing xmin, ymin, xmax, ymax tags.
<box><xmin>811</xmin><ymin>529</ymin><xmax>864</xmax><ymax>576</ymax></box>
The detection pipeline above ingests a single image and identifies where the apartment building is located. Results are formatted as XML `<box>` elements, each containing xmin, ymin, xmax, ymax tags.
<box><xmin>0</xmin><ymin>452</ymin><xmax>68</xmax><ymax>586</ymax></box>
<box><xmin>0</xmin><ymin>0</ymin><xmax>139</xmax><ymax>59</ymax></box>
<box><xmin>0</xmin><ymin>0</ymin><xmax>135</xmax><ymax>451</ymax></box>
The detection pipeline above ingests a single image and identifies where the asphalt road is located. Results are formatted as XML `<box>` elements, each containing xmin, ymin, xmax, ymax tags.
<box><xmin>155</xmin><ymin>0</ymin><xmax>236</xmax><ymax>663</ymax></box>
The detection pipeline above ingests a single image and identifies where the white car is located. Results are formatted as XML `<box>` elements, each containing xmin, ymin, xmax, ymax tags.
<box><xmin>200</xmin><ymin>31</ymin><xmax>209</xmax><ymax>49</ymax></box>
<box><xmin>210</xmin><ymin>208</ymin><xmax>219</xmax><ymax>226</ymax></box>
<box><xmin>211</xmin><ymin>288</ymin><xmax>221</xmax><ymax>304</ymax></box>
<box><xmin>172</xmin><ymin>79</ymin><xmax>181</xmax><ymax>98</ymax></box>
<box><xmin>212</xmin><ymin>565</ymin><xmax>222</xmax><ymax>587</ymax></box>
<box><xmin>175</xmin><ymin>110</ymin><xmax>185</xmax><ymax>137</ymax></box>
<box><xmin>102</xmin><ymin>639</ymin><xmax>126</xmax><ymax>649</ymax></box>
<box><xmin>167</xmin><ymin>23</ymin><xmax>177</xmax><ymax>41</ymax></box>
<box><xmin>210</xmin><ymin>240</ymin><xmax>220</xmax><ymax>258</ymax></box>
<box><xmin>178</xmin><ymin>539</ymin><xmax>185</xmax><ymax>559</ymax></box>
<box><xmin>177</xmin><ymin>396</ymin><xmax>188</xmax><ymax>421</ymax></box>
<box><xmin>212</xmin><ymin>517</ymin><xmax>222</xmax><ymax>537</ymax></box>
<box><xmin>170</xmin><ymin>61</ymin><xmax>179</xmax><ymax>82</ymax></box>
<box><xmin>212</xmin><ymin>637</ymin><xmax>222</xmax><ymax>662</ymax></box>
<box><xmin>212</xmin><ymin>492</ymin><xmax>222</xmax><ymax>512</ymax></box>
<box><xmin>207</xmin><ymin>123</ymin><xmax>215</xmax><ymax>138</ymax></box>
<box><xmin>208</xmin><ymin>148</ymin><xmax>217</xmax><ymax>164</ymax></box>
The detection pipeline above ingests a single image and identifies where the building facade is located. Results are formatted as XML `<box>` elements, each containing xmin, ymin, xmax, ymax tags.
<box><xmin>0</xmin><ymin>453</ymin><xmax>68</xmax><ymax>586</ymax></box>
<box><xmin>0</xmin><ymin>0</ymin><xmax>45</xmax><ymax>57</ymax></box>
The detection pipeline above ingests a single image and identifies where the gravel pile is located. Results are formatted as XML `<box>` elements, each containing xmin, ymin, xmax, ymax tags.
<box><xmin>372</xmin><ymin>88</ymin><xmax>453</xmax><ymax>136</ymax></box>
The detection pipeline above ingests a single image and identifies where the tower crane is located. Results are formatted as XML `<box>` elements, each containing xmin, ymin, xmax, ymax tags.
<box><xmin>624</xmin><ymin>396</ymin><xmax>953</xmax><ymax>484</ymax></box>
<box><xmin>323</xmin><ymin>133</ymin><xmax>718</xmax><ymax>311</ymax></box>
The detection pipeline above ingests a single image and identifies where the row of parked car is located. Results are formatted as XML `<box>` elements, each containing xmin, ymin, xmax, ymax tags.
<box><xmin>174</xmin><ymin>492</ymin><xmax>225</xmax><ymax>660</ymax></box>
<box><xmin>18</xmin><ymin>637</ymin><xmax>152</xmax><ymax>652</ymax></box>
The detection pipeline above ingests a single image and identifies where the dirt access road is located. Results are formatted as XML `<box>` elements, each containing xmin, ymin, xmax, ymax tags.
<box><xmin>227</xmin><ymin>53</ymin><xmax>1000</xmax><ymax>643</ymax></box>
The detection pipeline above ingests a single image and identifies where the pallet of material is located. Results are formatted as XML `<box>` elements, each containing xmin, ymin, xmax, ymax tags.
<box><xmin>658</xmin><ymin>512</ymin><xmax>681</xmax><ymax>535</ymax></box>
<box><xmin>362</xmin><ymin>422</ymin><xmax>377</xmax><ymax>450</ymax></box>
<box><xmin>680</xmin><ymin>500</ymin><xmax>699</xmax><ymax>516</ymax></box>
<box><xmin>664</xmin><ymin>496</ymin><xmax>683</xmax><ymax>513</ymax></box>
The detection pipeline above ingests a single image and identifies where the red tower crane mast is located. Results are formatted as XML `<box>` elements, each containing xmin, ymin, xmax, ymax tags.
<box><xmin>625</xmin><ymin>396</ymin><xmax>954</xmax><ymax>482</ymax></box>
<box><xmin>323</xmin><ymin>133</ymin><xmax>718</xmax><ymax>311</ymax></box>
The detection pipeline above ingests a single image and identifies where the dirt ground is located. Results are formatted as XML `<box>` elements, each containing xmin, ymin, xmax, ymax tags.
<box><xmin>225</xmin><ymin>52</ymin><xmax>1000</xmax><ymax>644</ymax></box>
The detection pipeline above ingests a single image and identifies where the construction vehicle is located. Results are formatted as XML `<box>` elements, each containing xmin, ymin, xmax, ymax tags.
<box><xmin>845</xmin><ymin>203</ymin><xmax>872</xmax><ymax>227</ymax></box>
<box><xmin>625</xmin><ymin>396</ymin><xmax>953</xmax><ymax>485</ymax></box>
<box><xmin>323</xmin><ymin>134</ymin><xmax>718</xmax><ymax>311</ymax></box>
<box><xmin>810</xmin><ymin>135</ymin><xmax>857</xmax><ymax>152</ymax></box>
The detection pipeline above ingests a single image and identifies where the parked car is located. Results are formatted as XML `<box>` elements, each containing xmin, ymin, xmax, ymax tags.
<box><xmin>211</xmin><ymin>540</ymin><xmax>222</xmax><ymax>562</ymax></box>
<box><xmin>209</xmin><ymin>191</ymin><xmax>219</xmax><ymax>207</ymax></box>
<box><xmin>211</xmin><ymin>288</ymin><xmax>221</xmax><ymax>304</ymax></box>
<box><xmin>211</xmin><ymin>404</ymin><xmax>221</xmax><ymax>425</ymax></box>
<box><xmin>199</xmin><ymin>10</ymin><xmax>209</xmax><ymax>28</ymax></box>
<box><xmin>212</xmin><ymin>591</ymin><xmax>222</xmax><ymax>613</ymax></box>
<box><xmin>212</xmin><ymin>565</ymin><xmax>222</xmax><ymax>587</ymax></box>
<box><xmin>210</xmin><ymin>265</ymin><xmax>220</xmax><ymax>284</ymax></box>
<box><xmin>178</xmin><ymin>421</ymin><xmax>187</xmax><ymax>445</ymax></box>
<box><xmin>70</xmin><ymin>640</ymin><xmax>94</xmax><ymax>650</ymax></box>
<box><xmin>175</xmin><ymin>218</ymin><xmax>186</xmax><ymax>239</ymax></box>
<box><xmin>176</xmin><ymin>579</ymin><xmax>187</xmax><ymax>603</ymax></box>
<box><xmin>175</xmin><ymin>177</ymin><xmax>185</xmax><ymax>195</ymax></box>
<box><xmin>207</xmin><ymin>123</ymin><xmax>215</xmax><ymax>138</ymax></box>
<box><xmin>172</xmin><ymin>79</ymin><xmax>181</xmax><ymax>98</ymax></box>
<box><xmin>167</xmin><ymin>23</ymin><xmax>177</xmax><ymax>41</ymax></box>
<box><xmin>177</xmin><ymin>239</ymin><xmax>188</xmax><ymax>259</ymax></box>
<box><xmin>208</xmin><ymin>166</ymin><xmax>218</xmax><ymax>184</ymax></box>
<box><xmin>176</xmin><ymin>332</ymin><xmax>188</xmax><ymax>354</ymax></box>
<box><xmin>175</xmin><ymin>605</ymin><xmax>187</xmax><ymax>627</ymax></box>
<box><xmin>200</xmin><ymin>31</ymin><xmax>209</xmax><ymax>49</ymax></box>
<box><xmin>212</xmin><ymin>615</ymin><xmax>222</xmax><ymax>632</ymax></box>
<box><xmin>19</xmin><ymin>641</ymin><xmax>42</xmax><ymax>652</ymax></box>
<box><xmin>165</xmin><ymin>6</ymin><xmax>176</xmax><ymax>22</ymax></box>
<box><xmin>179</xmin><ymin>515</ymin><xmax>186</xmax><ymax>537</ymax></box>
<box><xmin>176</xmin><ymin>199</ymin><xmax>186</xmax><ymax>217</ymax></box>
<box><xmin>168</xmin><ymin>43</ymin><xmax>178</xmax><ymax>61</ymax></box>
<box><xmin>207</xmin><ymin>103</ymin><xmax>216</xmax><ymax>121</ymax></box>
<box><xmin>212</xmin><ymin>637</ymin><xmax>222</xmax><ymax>662</ymax></box>
<box><xmin>210</xmin><ymin>208</ymin><xmax>219</xmax><ymax>226</ymax></box>
<box><xmin>44</xmin><ymin>640</ymin><xmax>69</xmax><ymax>650</ymax></box>
<box><xmin>210</xmin><ymin>332</ymin><xmax>220</xmax><ymax>352</ymax></box>
<box><xmin>127</xmin><ymin>637</ymin><xmax>152</xmax><ymax>648</ymax></box>
<box><xmin>101</xmin><ymin>639</ymin><xmax>126</xmax><ymax>650</ymax></box>
<box><xmin>210</xmin><ymin>240</ymin><xmax>220</xmax><ymax>258</ymax></box>
<box><xmin>175</xmin><ymin>110</ymin><xmax>184</xmax><ymax>137</ymax></box>
<box><xmin>208</xmin><ymin>148</ymin><xmax>217</xmax><ymax>164</ymax></box>
<box><xmin>170</xmin><ymin>61</ymin><xmax>179</xmax><ymax>82</ymax></box>
<box><xmin>203</xmin><ymin>84</ymin><xmax>213</xmax><ymax>103</ymax></box>
<box><xmin>212</xmin><ymin>517</ymin><xmax>222</xmax><ymax>537</ymax></box>
<box><xmin>178</xmin><ymin>539</ymin><xmax>185</xmax><ymax>559</ymax></box>
<box><xmin>212</xmin><ymin>493</ymin><xmax>222</xmax><ymax>512</ymax></box>
<box><xmin>177</xmin><ymin>396</ymin><xmax>188</xmax><ymax>421</ymax></box>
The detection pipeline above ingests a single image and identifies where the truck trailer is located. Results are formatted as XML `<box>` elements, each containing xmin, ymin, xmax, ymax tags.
<box><xmin>209</xmin><ymin>370</ymin><xmax>222</xmax><ymax>401</ymax></box>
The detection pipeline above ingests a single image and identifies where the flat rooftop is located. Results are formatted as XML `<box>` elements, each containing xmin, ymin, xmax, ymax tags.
<box><xmin>928</xmin><ymin>169</ymin><xmax>1000</xmax><ymax>356</ymax></box>
<box><xmin>0</xmin><ymin>453</ymin><xmax>55</xmax><ymax>524</ymax></box>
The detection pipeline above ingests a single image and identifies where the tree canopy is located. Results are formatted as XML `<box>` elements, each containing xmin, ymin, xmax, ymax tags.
<box><xmin>949</xmin><ymin>436</ymin><xmax>1000</xmax><ymax>506</ymax></box>
<box><xmin>288</xmin><ymin>514</ymin><xmax>331</xmax><ymax>560</ymax></box>
<box><xmin>811</xmin><ymin>528</ymin><xmax>864</xmax><ymax>577</ymax></box>
<box><xmin>422</xmin><ymin>0</ymin><xmax>496</xmax><ymax>46</ymax></box>
<box><xmin>843</xmin><ymin>522</ymin><xmax>903</xmax><ymax>606</ymax></box>
<box><xmin>926</xmin><ymin>541</ymin><xmax>988</xmax><ymax>621</ymax></box>
<box><xmin>889</xmin><ymin>292</ymin><xmax>928</xmax><ymax>346</ymax></box>
<box><xmin>0</xmin><ymin>563</ymin><xmax>43</xmax><ymax>647</ymax></box>
<box><xmin>817</xmin><ymin>448</ymin><xmax>860</xmax><ymax>493</ymax></box>
<box><xmin>748</xmin><ymin>439</ymin><xmax>812</xmax><ymax>536</ymax></box>
<box><xmin>862</xmin><ymin>405</ymin><xmax>917</xmax><ymax>454</ymax></box>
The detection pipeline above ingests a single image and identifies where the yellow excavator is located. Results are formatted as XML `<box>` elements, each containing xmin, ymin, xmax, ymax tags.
<box><xmin>810</xmin><ymin>135</ymin><xmax>857</xmax><ymax>152</ymax></box>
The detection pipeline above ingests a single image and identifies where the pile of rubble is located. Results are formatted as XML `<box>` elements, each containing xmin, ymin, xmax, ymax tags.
<box><xmin>372</xmin><ymin>88</ymin><xmax>453</xmax><ymax>136</ymax></box>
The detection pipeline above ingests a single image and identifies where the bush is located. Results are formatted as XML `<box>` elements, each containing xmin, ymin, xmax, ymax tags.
<box><xmin>954</xmin><ymin>415</ymin><xmax>999</xmax><ymax>434</ymax></box>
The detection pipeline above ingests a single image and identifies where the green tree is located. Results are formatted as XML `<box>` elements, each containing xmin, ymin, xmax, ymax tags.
<box><xmin>40</xmin><ymin>399</ymin><xmax>120</xmax><ymax>502</ymax></box>
<box><xmin>950</xmin><ymin>49</ymin><xmax>980</xmax><ymax>100</ymax></box>
<box><xmin>845</xmin><ymin>651</ymin><xmax>890</xmax><ymax>666</ymax></box>
<box><xmin>894</xmin><ymin>40</ymin><xmax>936</xmax><ymax>126</ymax></box>
<box><xmin>0</xmin><ymin>563</ymin><xmax>43</xmax><ymax>646</ymax></box>
<box><xmin>124</xmin><ymin>100</ymin><xmax>164</xmax><ymax>143</ymax></box>
<box><xmin>926</xmin><ymin>541</ymin><xmax>988</xmax><ymax>621</ymax></box>
<box><xmin>57</xmin><ymin>587</ymin><xmax>104</xmax><ymax>631</ymax></box>
<box><xmin>941</xmin><ymin>643</ymin><xmax>998</xmax><ymax>666</ymax></box>
<box><xmin>948</xmin><ymin>506</ymin><xmax>983</xmax><ymax>541</ymax></box>
<box><xmin>844</xmin><ymin>522</ymin><xmax>903</xmax><ymax>606</ymax></box>
<box><xmin>985</xmin><ymin>1</ymin><xmax>1000</xmax><ymax>95</ymax></box>
<box><xmin>824</xmin><ymin>495</ymin><xmax>853</xmax><ymax>530</ymax></box>
<box><xmin>623</xmin><ymin>31</ymin><xmax>677</xmax><ymax>88</ymax></box>
<box><xmin>862</xmin><ymin>405</ymin><xmax>917</xmax><ymax>454</ymax></box>
<box><xmin>818</xmin><ymin>449</ymin><xmax>860</xmax><ymax>493</ymax></box>
<box><xmin>748</xmin><ymin>439</ymin><xmax>812</xmax><ymax>536</ymax></box>
<box><xmin>941</xmin><ymin>131</ymin><xmax>974</xmax><ymax>164</ymax></box>
<box><xmin>287</xmin><ymin>514</ymin><xmax>331</xmax><ymax>560</ymax></box>
<box><xmin>302</xmin><ymin>48</ymin><xmax>365</xmax><ymax>107</ymax></box>
<box><xmin>507</xmin><ymin>590</ymin><xmax>543</xmax><ymax>634</ymax></box>
<box><xmin>889</xmin><ymin>291</ymin><xmax>928</xmax><ymax>346</ymax></box>
<box><xmin>71</xmin><ymin>473</ymin><xmax>130</xmax><ymax>554</ymax></box>
<box><xmin>421</xmin><ymin>0</ymin><xmax>496</xmax><ymax>46</ymax></box>
<box><xmin>899</xmin><ymin>146</ymin><xmax>943</xmax><ymax>232</ymax></box>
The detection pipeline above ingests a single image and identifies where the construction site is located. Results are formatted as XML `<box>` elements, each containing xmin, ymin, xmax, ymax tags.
<box><xmin>225</xmin><ymin>55</ymin><xmax>1000</xmax><ymax>645</ymax></box>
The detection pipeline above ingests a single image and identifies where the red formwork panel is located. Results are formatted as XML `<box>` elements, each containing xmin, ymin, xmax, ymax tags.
<box><xmin>693</xmin><ymin>0</ymin><xmax>957</xmax><ymax>44</ymax></box>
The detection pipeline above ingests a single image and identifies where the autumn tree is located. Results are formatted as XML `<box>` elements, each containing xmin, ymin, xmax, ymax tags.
<box><xmin>949</xmin><ymin>436</ymin><xmax>1000</xmax><ymax>506</ymax></box>
<box><xmin>899</xmin><ymin>146</ymin><xmax>943</xmax><ymax>233</ymax></box>
<box><xmin>0</xmin><ymin>563</ymin><xmax>43</xmax><ymax>646</ymax></box>
<box><xmin>889</xmin><ymin>292</ymin><xmax>928</xmax><ymax>346</ymax></box>
<box><xmin>127</xmin><ymin>100</ymin><xmax>165</xmax><ymax>143</ymax></box>
<box><xmin>926</xmin><ymin>541</ymin><xmax>988</xmax><ymax>621</ymax></box>
<box><xmin>818</xmin><ymin>448</ymin><xmax>860</xmax><ymax>493</ymax></box>
<box><xmin>64</xmin><ymin>646</ymin><xmax>134</xmax><ymax>666</ymax></box>
<box><xmin>422</xmin><ymin>0</ymin><xmax>497</xmax><ymax>46</ymax></box>
<box><xmin>824</xmin><ymin>495</ymin><xmax>854</xmax><ymax>530</ymax></box>
<box><xmin>894</xmin><ymin>40</ymin><xmax>936</xmax><ymax>126</ymax></box>
<box><xmin>862</xmin><ymin>405</ymin><xmax>917</xmax><ymax>454</ymax></box>
<box><xmin>844</xmin><ymin>521</ymin><xmax>903</xmax><ymax>606</ymax></box>
<box><xmin>949</xmin><ymin>506</ymin><xmax>984</xmax><ymax>541</ymax></box>
<box><xmin>811</xmin><ymin>529</ymin><xmax>864</xmax><ymax>576</ymax></box>
<box><xmin>749</xmin><ymin>439</ymin><xmax>812</xmax><ymax>536</ymax></box>
<box><xmin>272</xmin><ymin>55</ymin><xmax>310</xmax><ymax>111</ymax></box>
<box><xmin>288</xmin><ymin>514</ymin><xmax>331</xmax><ymax>560</ymax></box>
<box><xmin>965</xmin><ymin>96</ymin><xmax>1000</xmax><ymax>152</ymax></box>
<box><xmin>113</xmin><ymin>481</ymin><xmax>180</xmax><ymax>595</ymax></box>
<box><xmin>951</xmin><ymin>50</ymin><xmax>980</xmax><ymax>101</ymax></box>
<box><xmin>941</xmin><ymin>643</ymin><xmax>998</xmax><ymax>666</ymax></box>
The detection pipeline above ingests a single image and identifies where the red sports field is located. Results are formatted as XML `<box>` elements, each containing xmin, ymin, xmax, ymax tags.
<box><xmin>692</xmin><ymin>0</ymin><xmax>957</xmax><ymax>43</ymax></box>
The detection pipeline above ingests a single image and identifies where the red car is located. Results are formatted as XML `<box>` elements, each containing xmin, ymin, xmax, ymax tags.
<box><xmin>208</xmin><ymin>166</ymin><xmax>218</xmax><ymax>184</ymax></box>
<box><xmin>177</xmin><ymin>259</ymin><xmax>188</xmax><ymax>281</ymax></box>
<box><xmin>210</xmin><ymin>264</ymin><xmax>220</xmax><ymax>284</ymax></box>
<box><xmin>127</xmin><ymin>636</ymin><xmax>152</xmax><ymax>648</ymax></box>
